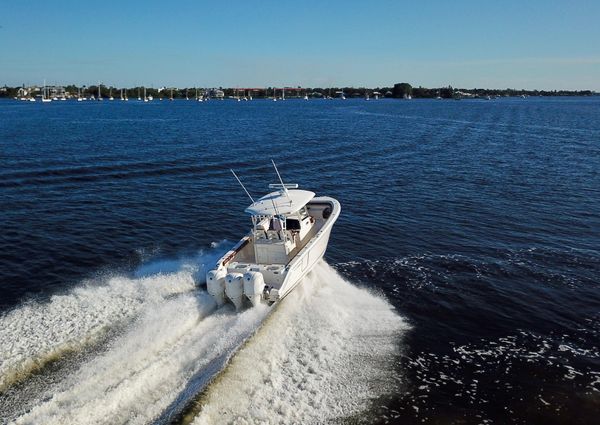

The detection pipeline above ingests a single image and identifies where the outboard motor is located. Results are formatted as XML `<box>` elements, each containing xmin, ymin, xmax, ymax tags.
<box><xmin>243</xmin><ymin>271</ymin><xmax>265</xmax><ymax>307</ymax></box>
<box><xmin>225</xmin><ymin>273</ymin><xmax>244</xmax><ymax>310</ymax></box>
<box><xmin>206</xmin><ymin>269</ymin><xmax>227</xmax><ymax>306</ymax></box>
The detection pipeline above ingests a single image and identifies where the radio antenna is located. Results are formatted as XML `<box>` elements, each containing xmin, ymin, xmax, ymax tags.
<box><xmin>271</xmin><ymin>159</ymin><xmax>289</xmax><ymax>196</ymax></box>
<box><xmin>231</xmin><ymin>169</ymin><xmax>255</xmax><ymax>203</ymax></box>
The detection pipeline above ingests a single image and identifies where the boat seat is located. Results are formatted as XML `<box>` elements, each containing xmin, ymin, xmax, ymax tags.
<box><xmin>266</xmin><ymin>230</ymin><xmax>281</xmax><ymax>240</ymax></box>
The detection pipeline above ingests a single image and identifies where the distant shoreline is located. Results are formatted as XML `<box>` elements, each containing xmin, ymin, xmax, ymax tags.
<box><xmin>1</xmin><ymin>83</ymin><xmax>596</xmax><ymax>101</ymax></box>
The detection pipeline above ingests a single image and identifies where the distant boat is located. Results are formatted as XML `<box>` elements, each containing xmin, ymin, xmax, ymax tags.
<box><xmin>97</xmin><ymin>83</ymin><xmax>103</xmax><ymax>101</ymax></box>
<box><xmin>365</xmin><ymin>93</ymin><xmax>370</xmax><ymax>101</ymax></box>
<box><xmin>144</xmin><ymin>87</ymin><xmax>148</xmax><ymax>102</ymax></box>
<box><xmin>109</xmin><ymin>88</ymin><xmax>114</xmax><ymax>101</ymax></box>
<box><xmin>41</xmin><ymin>80</ymin><xmax>52</xmax><ymax>103</ymax></box>
<box><xmin>304</xmin><ymin>94</ymin><xmax>309</xmax><ymax>100</ymax></box>
<box><xmin>137</xmin><ymin>87</ymin><xmax>142</xmax><ymax>101</ymax></box>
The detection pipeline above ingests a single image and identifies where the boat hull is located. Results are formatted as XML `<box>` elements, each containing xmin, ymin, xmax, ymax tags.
<box><xmin>273</xmin><ymin>197</ymin><xmax>339</xmax><ymax>302</ymax></box>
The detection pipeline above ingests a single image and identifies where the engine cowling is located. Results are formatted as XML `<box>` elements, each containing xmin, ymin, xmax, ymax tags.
<box><xmin>206</xmin><ymin>268</ymin><xmax>226</xmax><ymax>306</ymax></box>
<box><xmin>225</xmin><ymin>273</ymin><xmax>244</xmax><ymax>310</ymax></box>
<box><xmin>243</xmin><ymin>271</ymin><xmax>265</xmax><ymax>307</ymax></box>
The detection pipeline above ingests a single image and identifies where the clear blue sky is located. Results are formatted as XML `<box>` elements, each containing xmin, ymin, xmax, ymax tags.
<box><xmin>1</xmin><ymin>0</ymin><xmax>599</xmax><ymax>90</ymax></box>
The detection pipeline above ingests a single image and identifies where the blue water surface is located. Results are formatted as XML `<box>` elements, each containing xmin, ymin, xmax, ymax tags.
<box><xmin>1</xmin><ymin>97</ymin><xmax>599</xmax><ymax>423</ymax></box>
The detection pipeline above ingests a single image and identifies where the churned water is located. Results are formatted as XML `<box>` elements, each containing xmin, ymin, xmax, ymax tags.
<box><xmin>0</xmin><ymin>97</ymin><xmax>599</xmax><ymax>424</ymax></box>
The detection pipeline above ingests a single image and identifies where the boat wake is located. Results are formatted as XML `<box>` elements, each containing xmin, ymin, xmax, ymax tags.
<box><xmin>191</xmin><ymin>262</ymin><xmax>408</xmax><ymax>425</ymax></box>
<box><xmin>1</xmin><ymin>248</ymin><xmax>407</xmax><ymax>425</ymax></box>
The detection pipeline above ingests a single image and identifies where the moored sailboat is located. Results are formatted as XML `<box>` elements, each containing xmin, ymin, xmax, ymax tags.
<box><xmin>41</xmin><ymin>80</ymin><xmax>52</xmax><ymax>103</ymax></box>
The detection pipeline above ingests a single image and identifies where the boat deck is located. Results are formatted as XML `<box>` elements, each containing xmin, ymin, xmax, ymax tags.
<box><xmin>221</xmin><ymin>202</ymin><xmax>331</xmax><ymax>288</ymax></box>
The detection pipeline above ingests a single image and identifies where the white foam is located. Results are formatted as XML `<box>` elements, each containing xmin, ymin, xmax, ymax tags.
<box><xmin>0</xmin><ymin>244</ymin><xmax>233</xmax><ymax>396</ymax></box>
<box><xmin>11</xmin><ymin>285</ymin><xmax>269</xmax><ymax>425</ymax></box>
<box><xmin>0</xmin><ymin>269</ymin><xmax>196</xmax><ymax>393</ymax></box>
<box><xmin>193</xmin><ymin>262</ymin><xmax>409</xmax><ymax>424</ymax></box>
<box><xmin>6</xmin><ymin>260</ymin><xmax>407</xmax><ymax>425</ymax></box>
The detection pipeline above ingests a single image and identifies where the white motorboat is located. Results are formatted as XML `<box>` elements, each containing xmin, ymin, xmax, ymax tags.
<box><xmin>206</xmin><ymin>162</ymin><xmax>340</xmax><ymax>310</ymax></box>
